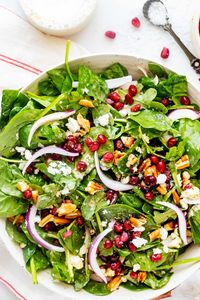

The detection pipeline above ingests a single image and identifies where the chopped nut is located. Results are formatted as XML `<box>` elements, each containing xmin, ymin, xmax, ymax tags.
<box><xmin>8</xmin><ymin>215</ymin><xmax>24</xmax><ymax>225</ymax></box>
<box><xmin>39</xmin><ymin>214</ymin><xmax>54</xmax><ymax>227</ymax></box>
<box><xmin>164</xmin><ymin>221</ymin><xmax>175</xmax><ymax>231</ymax></box>
<box><xmin>144</xmin><ymin>165</ymin><xmax>158</xmax><ymax>177</ymax></box>
<box><xmin>149</xmin><ymin>229</ymin><xmax>161</xmax><ymax>242</ymax></box>
<box><xmin>126</xmin><ymin>154</ymin><xmax>138</xmax><ymax>168</ymax></box>
<box><xmin>156</xmin><ymin>183</ymin><xmax>167</xmax><ymax>195</ymax></box>
<box><xmin>65</xmin><ymin>210</ymin><xmax>82</xmax><ymax>219</ymax></box>
<box><xmin>129</xmin><ymin>216</ymin><xmax>147</xmax><ymax>227</ymax></box>
<box><xmin>137</xmin><ymin>271</ymin><xmax>147</xmax><ymax>283</ymax></box>
<box><xmin>121</xmin><ymin>136</ymin><xmax>134</xmax><ymax>148</ymax></box>
<box><xmin>53</xmin><ymin>216</ymin><xmax>71</xmax><ymax>226</ymax></box>
<box><xmin>107</xmin><ymin>276</ymin><xmax>122</xmax><ymax>291</ymax></box>
<box><xmin>77</xmin><ymin>113</ymin><xmax>90</xmax><ymax>133</ymax></box>
<box><xmin>139</xmin><ymin>158</ymin><xmax>151</xmax><ymax>172</ymax></box>
<box><xmin>57</xmin><ymin>203</ymin><xmax>77</xmax><ymax>216</ymax></box>
<box><xmin>16</xmin><ymin>181</ymin><xmax>30</xmax><ymax>192</ymax></box>
<box><xmin>85</xmin><ymin>181</ymin><xmax>104</xmax><ymax>194</ymax></box>
<box><xmin>182</xmin><ymin>171</ymin><xmax>191</xmax><ymax>189</ymax></box>
<box><xmin>32</xmin><ymin>190</ymin><xmax>38</xmax><ymax>203</ymax></box>
<box><xmin>39</xmin><ymin>214</ymin><xmax>71</xmax><ymax>227</ymax></box>
<box><xmin>79</xmin><ymin>99</ymin><xmax>94</xmax><ymax>108</ymax></box>
<box><xmin>175</xmin><ymin>155</ymin><xmax>190</xmax><ymax>170</ymax></box>
<box><xmin>172</xmin><ymin>190</ymin><xmax>180</xmax><ymax>205</ymax></box>
<box><xmin>113</xmin><ymin>150</ymin><xmax>126</xmax><ymax>165</ymax></box>
<box><xmin>186</xmin><ymin>230</ymin><xmax>192</xmax><ymax>237</ymax></box>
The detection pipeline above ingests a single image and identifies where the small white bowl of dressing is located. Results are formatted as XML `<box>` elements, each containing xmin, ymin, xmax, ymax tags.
<box><xmin>191</xmin><ymin>12</ymin><xmax>200</xmax><ymax>57</ymax></box>
<box><xmin>19</xmin><ymin>0</ymin><xmax>97</xmax><ymax>36</ymax></box>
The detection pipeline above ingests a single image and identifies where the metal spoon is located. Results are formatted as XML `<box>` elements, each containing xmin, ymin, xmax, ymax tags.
<box><xmin>143</xmin><ymin>0</ymin><xmax>200</xmax><ymax>74</ymax></box>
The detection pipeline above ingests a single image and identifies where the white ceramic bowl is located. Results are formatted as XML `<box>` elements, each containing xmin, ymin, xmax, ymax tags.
<box><xmin>191</xmin><ymin>12</ymin><xmax>200</xmax><ymax>57</ymax></box>
<box><xmin>0</xmin><ymin>54</ymin><xmax>200</xmax><ymax>300</ymax></box>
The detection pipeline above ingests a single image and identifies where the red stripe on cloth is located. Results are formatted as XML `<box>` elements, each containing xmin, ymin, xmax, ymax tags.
<box><xmin>0</xmin><ymin>276</ymin><xmax>28</xmax><ymax>300</ymax></box>
<box><xmin>0</xmin><ymin>54</ymin><xmax>43</xmax><ymax>73</ymax></box>
<box><xmin>0</xmin><ymin>57</ymin><xmax>40</xmax><ymax>75</ymax></box>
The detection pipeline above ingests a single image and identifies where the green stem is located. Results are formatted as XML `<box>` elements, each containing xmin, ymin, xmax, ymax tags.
<box><xmin>39</xmin><ymin>93</ymin><xmax>66</xmax><ymax>118</ymax></box>
<box><xmin>65</xmin><ymin>40</ymin><xmax>73</xmax><ymax>82</ymax></box>
<box><xmin>30</xmin><ymin>257</ymin><xmax>38</xmax><ymax>284</ymax></box>
<box><xmin>114</xmin><ymin>118</ymin><xmax>127</xmax><ymax>123</ymax></box>
<box><xmin>155</xmin><ymin>256</ymin><xmax>200</xmax><ymax>270</ymax></box>
<box><xmin>95</xmin><ymin>211</ymin><xmax>103</xmax><ymax>233</ymax></box>
<box><xmin>13</xmin><ymin>214</ymin><xmax>20</xmax><ymax>225</ymax></box>
<box><xmin>67</xmin><ymin>219</ymin><xmax>76</xmax><ymax>231</ymax></box>
<box><xmin>170</xmin><ymin>164</ymin><xmax>181</xmax><ymax>194</ymax></box>
<box><xmin>0</xmin><ymin>156</ymin><xmax>26</xmax><ymax>163</ymax></box>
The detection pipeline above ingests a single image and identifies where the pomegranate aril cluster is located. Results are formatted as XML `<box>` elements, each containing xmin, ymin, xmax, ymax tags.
<box><xmin>63</xmin><ymin>135</ymin><xmax>82</xmax><ymax>154</ymax></box>
<box><xmin>85</xmin><ymin>134</ymin><xmax>107</xmax><ymax>153</ymax></box>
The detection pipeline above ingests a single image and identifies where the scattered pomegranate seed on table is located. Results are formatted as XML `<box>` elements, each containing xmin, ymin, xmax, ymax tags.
<box><xmin>161</xmin><ymin>47</ymin><xmax>170</xmax><ymax>59</ymax></box>
<box><xmin>131</xmin><ymin>17</ymin><xmax>141</xmax><ymax>28</ymax></box>
<box><xmin>105</xmin><ymin>30</ymin><xmax>116</xmax><ymax>39</ymax></box>
<box><xmin>167</xmin><ymin>137</ymin><xmax>177</xmax><ymax>148</ymax></box>
<box><xmin>180</xmin><ymin>96</ymin><xmax>191</xmax><ymax>105</ymax></box>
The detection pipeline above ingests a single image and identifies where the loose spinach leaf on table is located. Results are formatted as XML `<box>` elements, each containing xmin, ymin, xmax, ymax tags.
<box><xmin>100</xmin><ymin>63</ymin><xmax>128</xmax><ymax>79</ymax></box>
<box><xmin>81</xmin><ymin>191</ymin><xmax>108</xmax><ymax>221</ymax></box>
<box><xmin>84</xmin><ymin>280</ymin><xmax>111</xmax><ymax>296</ymax></box>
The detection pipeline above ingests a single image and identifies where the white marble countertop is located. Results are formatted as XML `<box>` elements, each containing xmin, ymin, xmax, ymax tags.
<box><xmin>0</xmin><ymin>0</ymin><xmax>200</xmax><ymax>299</ymax></box>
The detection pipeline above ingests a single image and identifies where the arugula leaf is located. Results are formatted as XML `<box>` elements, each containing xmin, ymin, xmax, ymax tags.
<box><xmin>77</xmin><ymin>65</ymin><xmax>109</xmax><ymax>101</ymax></box>
<box><xmin>81</xmin><ymin>191</ymin><xmax>108</xmax><ymax>220</ymax></box>
<box><xmin>100</xmin><ymin>63</ymin><xmax>128</xmax><ymax>79</ymax></box>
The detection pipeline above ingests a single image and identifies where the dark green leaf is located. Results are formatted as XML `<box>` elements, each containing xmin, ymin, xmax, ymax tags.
<box><xmin>100</xmin><ymin>63</ymin><xmax>128</xmax><ymax>79</ymax></box>
<box><xmin>84</xmin><ymin>281</ymin><xmax>111</xmax><ymax>296</ymax></box>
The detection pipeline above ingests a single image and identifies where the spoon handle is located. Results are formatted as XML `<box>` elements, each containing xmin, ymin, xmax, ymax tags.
<box><xmin>163</xmin><ymin>23</ymin><xmax>200</xmax><ymax>74</ymax></box>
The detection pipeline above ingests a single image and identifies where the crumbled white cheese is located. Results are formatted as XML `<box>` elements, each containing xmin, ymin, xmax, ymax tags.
<box><xmin>15</xmin><ymin>146</ymin><xmax>26</xmax><ymax>155</ymax></box>
<box><xmin>188</xmin><ymin>204</ymin><xmax>200</xmax><ymax>217</ymax></box>
<box><xmin>69</xmin><ymin>255</ymin><xmax>84</xmax><ymax>269</ymax></box>
<box><xmin>136</xmin><ymin>146</ymin><xmax>142</xmax><ymax>154</ymax></box>
<box><xmin>177</xmin><ymin>174</ymin><xmax>182</xmax><ymax>187</ymax></box>
<box><xmin>181</xmin><ymin>186</ymin><xmax>200</xmax><ymax>204</ymax></box>
<box><xmin>160</xmin><ymin>227</ymin><xmax>168</xmax><ymax>240</ymax></box>
<box><xmin>24</xmin><ymin>150</ymin><xmax>32</xmax><ymax>160</ymax></box>
<box><xmin>104</xmin><ymin>268</ymin><xmax>115</xmax><ymax>277</ymax></box>
<box><xmin>180</xmin><ymin>199</ymin><xmax>188</xmax><ymax>210</ymax></box>
<box><xmin>121</xmin><ymin>176</ymin><xmax>130</xmax><ymax>184</ymax></box>
<box><xmin>34</xmin><ymin>168</ymin><xmax>39</xmax><ymax>175</ymax></box>
<box><xmin>82</xmin><ymin>87</ymin><xmax>89</xmax><ymax>94</ymax></box>
<box><xmin>19</xmin><ymin>162</ymin><xmax>26</xmax><ymax>170</ymax></box>
<box><xmin>121</xmin><ymin>276</ymin><xmax>127</xmax><ymax>283</ymax></box>
<box><xmin>131</xmin><ymin>237</ymin><xmax>147</xmax><ymax>248</ymax></box>
<box><xmin>79</xmin><ymin>244</ymin><xmax>87</xmax><ymax>256</ymax></box>
<box><xmin>119</xmin><ymin>105</ymin><xmax>131</xmax><ymax>117</ymax></box>
<box><xmin>47</xmin><ymin>161</ymin><xmax>72</xmax><ymax>176</ymax></box>
<box><xmin>126</xmin><ymin>154</ymin><xmax>137</xmax><ymax>168</ymax></box>
<box><xmin>163</xmin><ymin>245</ymin><xmax>169</xmax><ymax>253</ymax></box>
<box><xmin>156</xmin><ymin>174</ymin><xmax>167</xmax><ymax>185</ymax></box>
<box><xmin>66</xmin><ymin>117</ymin><xmax>80</xmax><ymax>133</ymax></box>
<box><xmin>162</xmin><ymin>232</ymin><xmax>182</xmax><ymax>249</ymax></box>
<box><xmin>153</xmin><ymin>248</ymin><xmax>162</xmax><ymax>255</ymax></box>
<box><xmin>95</xmin><ymin>113</ymin><xmax>110</xmax><ymax>127</ymax></box>
<box><xmin>101</xmin><ymin>221</ymin><xmax>108</xmax><ymax>227</ymax></box>
<box><xmin>133</xmin><ymin>264</ymin><xmax>140</xmax><ymax>272</ymax></box>
<box><xmin>142</xmin><ymin>134</ymin><xmax>150</xmax><ymax>144</ymax></box>
<box><xmin>133</xmin><ymin>226</ymin><xmax>145</xmax><ymax>232</ymax></box>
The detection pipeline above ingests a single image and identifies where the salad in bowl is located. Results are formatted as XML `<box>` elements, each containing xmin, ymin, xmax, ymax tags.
<box><xmin>0</xmin><ymin>42</ymin><xmax>200</xmax><ymax>297</ymax></box>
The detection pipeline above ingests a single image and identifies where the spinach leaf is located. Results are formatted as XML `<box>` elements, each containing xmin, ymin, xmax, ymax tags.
<box><xmin>58</xmin><ymin>224</ymin><xmax>85</xmax><ymax>255</ymax></box>
<box><xmin>0</xmin><ymin>192</ymin><xmax>28</xmax><ymax>217</ymax></box>
<box><xmin>84</xmin><ymin>281</ymin><xmax>111</xmax><ymax>296</ymax></box>
<box><xmin>6</xmin><ymin>220</ymin><xmax>28</xmax><ymax>245</ymax></box>
<box><xmin>26</xmin><ymin>248</ymin><xmax>49</xmax><ymax>272</ymax></box>
<box><xmin>100</xmin><ymin>63</ymin><xmax>128</xmax><ymax>79</ymax></box>
<box><xmin>165</xmin><ymin>141</ymin><xmax>185</xmax><ymax>161</ymax></box>
<box><xmin>0</xmin><ymin>89</ymin><xmax>19</xmax><ymax>127</ymax></box>
<box><xmin>37</xmin><ymin>183</ymin><xmax>62</xmax><ymax>209</ymax></box>
<box><xmin>26</xmin><ymin>92</ymin><xmax>57</xmax><ymax>110</ymax></box>
<box><xmin>23</xmin><ymin>243</ymin><xmax>37</xmax><ymax>263</ymax></box>
<box><xmin>77</xmin><ymin>65</ymin><xmax>109</xmax><ymax>101</ymax></box>
<box><xmin>81</xmin><ymin>191</ymin><xmax>108</xmax><ymax>221</ymax></box>
<box><xmin>0</xmin><ymin>103</ymin><xmax>40</xmax><ymax>157</ymax></box>
<box><xmin>38</xmin><ymin>78</ymin><xmax>60</xmax><ymax>96</ymax></box>
<box><xmin>128</xmin><ymin>109</ymin><xmax>171</xmax><ymax>131</ymax></box>
<box><xmin>50</xmin><ymin>251</ymin><xmax>72</xmax><ymax>283</ymax></box>
<box><xmin>99</xmin><ymin>204</ymin><xmax>142</xmax><ymax>221</ymax></box>
<box><xmin>148</xmin><ymin>63</ymin><xmax>168</xmax><ymax>78</ymax></box>
<box><xmin>74</xmin><ymin>269</ymin><xmax>90</xmax><ymax>291</ymax></box>
<box><xmin>119</xmin><ymin>192</ymin><xmax>143</xmax><ymax>211</ymax></box>
<box><xmin>189</xmin><ymin>207</ymin><xmax>200</xmax><ymax>244</ymax></box>
<box><xmin>134</xmin><ymin>88</ymin><xmax>157</xmax><ymax>105</ymax></box>
<box><xmin>144</xmin><ymin>272</ymin><xmax>172</xmax><ymax>289</ymax></box>
<box><xmin>122</xmin><ymin>281</ymin><xmax>148</xmax><ymax>291</ymax></box>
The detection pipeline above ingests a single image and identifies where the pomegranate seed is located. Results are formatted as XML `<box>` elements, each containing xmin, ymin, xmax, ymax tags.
<box><xmin>74</xmin><ymin>143</ymin><xmax>83</xmax><ymax>153</ymax></box>
<box><xmin>63</xmin><ymin>230</ymin><xmax>72</xmax><ymax>239</ymax></box>
<box><xmin>128</xmin><ymin>242</ymin><xmax>136</xmax><ymax>252</ymax></box>
<box><xmin>139</xmin><ymin>182</ymin><xmax>149</xmax><ymax>193</ymax></box>
<box><xmin>164</xmin><ymin>169</ymin><xmax>171</xmax><ymax>182</ymax></box>
<box><xmin>76</xmin><ymin>216</ymin><xmax>85</xmax><ymax>226</ymax></box>
<box><xmin>114</xmin><ymin>139</ymin><xmax>124</xmax><ymax>151</ymax></box>
<box><xmin>26</xmin><ymin>165</ymin><xmax>34</xmax><ymax>174</ymax></box>
<box><xmin>145</xmin><ymin>191</ymin><xmax>154</xmax><ymax>201</ymax></box>
<box><xmin>110</xmin><ymin>260</ymin><xmax>121</xmax><ymax>270</ymax></box>
<box><xmin>180</xmin><ymin>96</ymin><xmax>191</xmax><ymax>105</ymax></box>
<box><xmin>89</xmin><ymin>141</ymin><xmax>100</xmax><ymax>152</ymax></box>
<box><xmin>150</xmin><ymin>155</ymin><xmax>159</xmax><ymax>165</ymax></box>
<box><xmin>123</xmin><ymin>220</ymin><xmax>132</xmax><ymax>231</ymax></box>
<box><xmin>184</xmin><ymin>183</ymin><xmax>193</xmax><ymax>190</ymax></box>
<box><xmin>106</xmin><ymin>190</ymin><xmax>119</xmax><ymax>204</ymax></box>
<box><xmin>44</xmin><ymin>222</ymin><xmax>56</xmax><ymax>232</ymax></box>
<box><xmin>144</xmin><ymin>175</ymin><xmax>157</xmax><ymax>187</ymax></box>
<box><xmin>115</xmin><ymin>267</ymin><xmax>123</xmax><ymax>276</ymax></box>
<box><xmin>150</xmin><ymin>253</ymin><xmax>162</xmax><ymax>262</ymax></box>
<box><xmin>161</xmin><ymin>47</ymin><xmax>169</xmax><ymax>59</ymax></box>
<box><xmin>125</xmin><ymin>94</ymin><xmax>133</xmax><ymax>105</ymax></box>
<box><xmin>108</xmin><ymin>92</ymin><xmax>120</xmax><ymax>102</ymax></box>
<box><xmin>130</xmin><ymin>271</ymin><xmax>138</xmax><ymax>279</ymax></box>
<box><xmin>97</xmin><ymin>134</ymin><xmax>107</xmax><ymax>144</ymax></box>
<box><xmin>114</xmin><ymin>235</ymin><xmax>124</xmax><ymax>248</ymax></box>
<box><xmin>106</xmin><ymin>98</ymin><xmax>114</xmax><ymax>105</ymax></box>
<box><xmin>128</xmin><ymin>85</ymin><xmax>137</xmax><ymax>97</ymax></box>
<box><xmin>104</xmin><ymin>239</ymin><xmax>113</xmax><ymax>249</ymax></box>
<box><xmin>85</xmin><ymin>137</ymin><xmax>93</xmax><ymax>147</ymax></box>
<box><xmin>157</xmin><ymin>161</ymin><xmax>166</xmax><ymax>173</ymax></box>
<box><xmin>161</xmin><ymin>98</ymin><xmax>170</xmax><ymax>106</ymax></box>
<box><xmin>110</xmin><ymin>254</ymin><xmax>119</xmax><ymax>262</ymax></box>
<box><xmin>129</xmin><ymin>176</ymin><xmax>139</xmax><ymax>185</ymax></box>
<box><xmin>132</xmin><ymin>231</ymin><xmax>142</xmax><ymax>239</ymax></box>
<box><xmin>114</xmin><ymin>102</ymin><xmax>124</xmax><ymax>111</ymax></box>
<box><xmin>131</xmin><ymin>17</ymin><xmax>141</xmax><ymax>28</ymax></box>
<box><xmin>105</xmin><ymin>30</ymin><xmax>116</xmax><ymax>39</ymax></box>
<box><xmin>167</xmin><ymin>137</ymin><xmax>177</xmax><ymax>148</ymax></box>
<box><xmin>114</xmin><ymin>222</ymin><xmax>123</xmax><ymax>233</ymax></box>
<box><xmin>23</xmin><ymin>189</ymin><xmax>32</xmax><ymax>199</ymax></box>
<box><xmin>103</xmin><ymin>152</ymin><xmax>114</xmax><ymax>163</ymax></box>
<box><xmin>49</xmin><ymin>153</ymin><xmax>61</xmax><ymax>160</ymax></box>
<box><xmin>76</xmin><ymin>161</ymin><xmax>87</xmax><ymax>172</ymax></box>
<box><xmin>120</xmin><ymin>231</ymin><xmax>129</xmax><ymax>242</ymax></box>
<box><xmin>99</xmin><ymin>255</ymin><xmax>108</xmax><ymax>262</ymax></box>
<box><xmin>68</xmin><ymin>135</ymin><xmax>77</xmax><ymax>142</ymax></box>
<box><xmin>50</xmin><ymin>207</ymin><xmax>57</xmax><ymax>215</ymax></box>
<box><xmin>131</xmin><ymin>104</ymin><xmax>141</xmax><ymax>112</ymax></box>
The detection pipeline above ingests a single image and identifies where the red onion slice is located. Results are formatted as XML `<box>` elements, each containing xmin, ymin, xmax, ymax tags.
<box><xmin>88</xmin><ymin>223</ymin><xmax>114</xmax><ymax>283</ymax></box>
<box><xmin>28</xmin><ymin>110</ymin><xmax>75</xmax><ymax>146</ymax></box>
<box><xmin>168</xmin><ymin>109</ymin><xmax>200</xmax><ymax>122</ymax></box>
<box><xmin>157</xmin><ymin>201</ymin><xmax>187</xmax><ymax>245</ymax></box>
<box><xmin>25</xmin><ymin>205</ymin><xmax>64</xmax><ymax>252</ymax></box>
<box><xmin>94</xmin><ymin>152</ymin><xmax>133</xmax><ymax>191</ymax></box>
<box><xmin>72</xmin><ymin>75</ymin><xmax>132</xmax><ymax>90</ymax></box>
<box><xmin>22</xmin><ymin>146</ymin><xmax>78</xmax><ymax>175</ymax></box>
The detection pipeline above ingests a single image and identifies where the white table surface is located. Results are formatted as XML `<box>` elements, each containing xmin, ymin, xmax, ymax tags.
<box><xmin>1</xmin><ymin>0</ymin><xmax>200</xmax><ymax>299</ymax></box>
